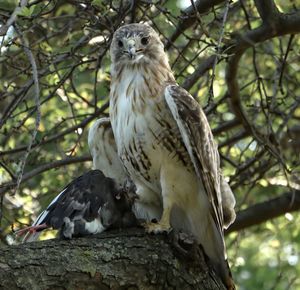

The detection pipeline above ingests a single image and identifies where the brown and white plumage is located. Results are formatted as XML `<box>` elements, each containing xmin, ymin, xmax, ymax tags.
<box><xmin>89</xmin><ymin>117</ymin><xmax>234</xmax><ymax>226</ymax></box>
<box><xmin>109</xmin><ymin>23</ymin><xmax>235</xmax><ymax>288</ymax></box>
<box><xmin>88</xmin><ymin>117</ymin><xmax>136</xmax><ymax>194</ymax></box>
<box><xmin>88</xmin><ymin>117</ymin><xmax>127</xmax><ymax>184</ymax></box>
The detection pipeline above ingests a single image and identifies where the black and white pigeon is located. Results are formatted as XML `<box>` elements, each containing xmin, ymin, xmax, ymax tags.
<box><xmin>19</xmin><ymin>170</ymin><xmax>137</xmax><ymax>242</ymax></box>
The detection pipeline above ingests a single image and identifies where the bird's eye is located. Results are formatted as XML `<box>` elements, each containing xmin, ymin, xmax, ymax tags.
<box><xmin>141</xmin><ymin>36</ymin><xmax>149</xmax><ymax>45</ymax></box>
<box><xmin>118</xmin><ymin>40</ymin><xmax>123</xmax><ymax>48</ymax></box>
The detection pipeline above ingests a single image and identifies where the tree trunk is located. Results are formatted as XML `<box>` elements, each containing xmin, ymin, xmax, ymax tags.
<box><xmin>0</xmin><ymin>228</ymin><xmax>226</xmax><ymax>290</ymax></box>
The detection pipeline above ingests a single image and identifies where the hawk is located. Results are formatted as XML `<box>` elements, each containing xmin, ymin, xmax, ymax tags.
<box><xmin>109</xmin><ymin>23</ymin><xmax>236</xmax><ymax>288</ymax></box>
<box><xmin>90</xmin><ymin>117</ymin><xmax>234</xmax><ymax>226</ymax></box>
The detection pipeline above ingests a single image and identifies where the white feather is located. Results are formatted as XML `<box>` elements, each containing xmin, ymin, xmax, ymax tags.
<box><xmin>84</xmin><ymin>218</ymin><xmax>105</xmax><ymax>234</ymax></box>
<box><xmin>23</xmin><ymin>188</ymin><xmax>68</xmax><ymax>242</ymax></box>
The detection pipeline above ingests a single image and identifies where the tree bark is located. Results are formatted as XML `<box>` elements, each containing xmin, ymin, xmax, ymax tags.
<box><xmin>0</xmin><ymin>228</ymin><xmax>226</xmax><ymax>290</ymax></box>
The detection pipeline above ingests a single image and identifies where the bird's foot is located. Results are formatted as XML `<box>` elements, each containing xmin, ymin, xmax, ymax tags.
<box><xmin>15</xmin><ymin>223</ymin><xmax>48</xmax><ymax>236</ymax></box>
<box><xmin>168</xmin><ymin>229</ymin><xmax>198</xmax><ymax>260</ymax></box>
<box><xmin>143</xmin><ymin>221</ymin><xmax>172</xmax><ymax>234</ymax></box>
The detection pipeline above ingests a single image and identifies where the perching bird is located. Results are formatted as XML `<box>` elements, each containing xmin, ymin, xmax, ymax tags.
<box><xmin>20</xmin><ymin>170</ymin><xmax>137</xmax><ymax>242</ymax></box>
<box><xmin>89</xmin><ymin>117</ymin><xmax>235</xmax><ymax>227</ymax></box>
<box><xmin>109</xmin><ymin>23</ymin><xmax>235</xmax><ymax>289</ymax></box>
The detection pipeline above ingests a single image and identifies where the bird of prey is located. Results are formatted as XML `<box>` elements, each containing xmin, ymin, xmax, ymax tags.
<box><xmin>109</xmin><ymin>23</ymin><xmax>236</xmax><ymax>289</ymax></box>
<box><xmin>19</xmin><ymin>170</ymin><xmax>137</xmax><ymax>242</ymax></box>
<box><xmin>89</xmin><ymin>117</ymin><xmax>234</xmax><ymax>226</ymax></box>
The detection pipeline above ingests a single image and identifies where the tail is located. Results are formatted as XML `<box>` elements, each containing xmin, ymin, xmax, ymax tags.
<box><xmin>187</xmin><ymin>208</ymin><xmax>235</xmax><ymax>289</ymax></box>
<box><xmin>201</xmin><ymin>215</ymin><xmax>235</xmax><ymax>290</ymax></box>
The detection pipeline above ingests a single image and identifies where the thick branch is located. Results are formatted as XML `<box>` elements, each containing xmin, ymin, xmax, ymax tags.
<box><xmin>212</xmin><ymin>118</ymin><xmax>240</xmax><ymax>136</ymax></box>
<box><xmin>254</xmin><ymin>0</ymin><xmax>280</xmax><ymax>24</ymax></box>
<box><xmin>0</xmin><ymin>229</ymin><xmax>225</xmax><ymax>290</ymax></box>
<box><xmin>226</xmin><ymin>190</ymin><xmax>300</xmax><ymax>234</ymax></box>
<box><xmin>182</xmin><ymin>55</ymin><xmax>217</xmax><ymax>90</ymax></box>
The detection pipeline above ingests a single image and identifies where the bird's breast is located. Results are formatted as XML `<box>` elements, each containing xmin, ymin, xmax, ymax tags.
<box><xmin>110</xmin><ymin>69</ymin><xmax>193</xmax><ymax>187</ymax></box>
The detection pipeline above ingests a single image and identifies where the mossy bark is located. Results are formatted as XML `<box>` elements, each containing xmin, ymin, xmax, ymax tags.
<box><xmin>0</xmin><ymin>228</ymin><xmax>226</xmax><ymax>290</ymax></box>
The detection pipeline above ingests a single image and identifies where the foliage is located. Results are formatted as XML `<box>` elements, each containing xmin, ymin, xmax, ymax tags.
<box><xmin>0</xmin><ymin>0</ymin><xmax>299</xmax><ymax>289</ymax></box>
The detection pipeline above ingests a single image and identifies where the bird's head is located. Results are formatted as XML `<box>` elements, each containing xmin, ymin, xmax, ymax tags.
<box><xmin>110</xmin><ymin>23</ymin><xmax>165</xmax><ymax>66</ymax></box>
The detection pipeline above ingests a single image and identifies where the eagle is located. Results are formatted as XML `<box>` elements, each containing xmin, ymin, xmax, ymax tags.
<box><xmin>109</xmin><ymin>23</ymin><xmax>236</xmax><ymax>289</ymax></box>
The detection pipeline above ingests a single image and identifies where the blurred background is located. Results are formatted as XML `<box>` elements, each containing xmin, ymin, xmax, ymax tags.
<box><xmin>0</xmin><ymin>1</ymin><xmax>299</xmax><ymax>289</ymax></box>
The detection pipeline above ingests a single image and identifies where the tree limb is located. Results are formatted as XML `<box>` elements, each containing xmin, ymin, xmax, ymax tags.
<box><xmin>226</xmin><ymin>7</ymin><xmax>300</xmax><ymax>128</ymax></box>
<box><xmin>225</xmin><ymin>4</ymin><xmax>300</xmax><ymax>161</ymax></box>
<box><xmin>0</xmin><ymin>228</ymin><xmax>226</xmax><ymax>290</ymax></box>
<box><xmin>254</xmin><ymin>0</ymin><xmax>280</xmax><ymax>25</ymax></box>
<box><xmin>13</xmin><ymin>24</ymin><xmax>41</xmax><ymax>196</ymax></box>
<box><xmin>0</xmin><ymin>102</ymin><xmax>109</xmax><ymax>158</ymax></box>
<box><xmin>226</xmin><ymin>190</ymin><xmax>300</xmax><ymax>234</ymax></box>
<box><xmin>166</xmin><ymin>0</ymin><xmax>226</xmax><ymax>49</ymax></box>
<box><xmin>182</xmin><ymin>55</ymin><xmax>217</xmax><ymax>90</ymax></box>
<box><xmin>0</xmin><ymin>156</ymin><xmax>92</xmax><ymax>196</ymax></box>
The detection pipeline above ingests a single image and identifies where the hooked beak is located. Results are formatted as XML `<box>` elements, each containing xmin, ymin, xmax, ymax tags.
<box><xmin>127</xmin><ymin>39</ymin><xmax>136</xmax><ymax>59</ymax></box>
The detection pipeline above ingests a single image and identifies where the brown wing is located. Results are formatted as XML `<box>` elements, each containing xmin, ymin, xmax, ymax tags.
<box><xmin>165</xmin><ymin>84</ymin><xmax>224</xmax><ymax>236</ymax></box>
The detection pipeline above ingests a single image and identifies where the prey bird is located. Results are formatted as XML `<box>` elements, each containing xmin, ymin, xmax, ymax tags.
<box><xmin>19</xmin><ymin>170</ymin><xmax>137</xmax><ymax>241</ymax></box>
<box><xmin>19</xmin><ymin>118</ymin><xmax>137</xmax><ymax>242</ymax></box>
<box><xmin>109</xmin><ymin>23</ymin><xmax>236</xmax><ymax>289</ymax></box>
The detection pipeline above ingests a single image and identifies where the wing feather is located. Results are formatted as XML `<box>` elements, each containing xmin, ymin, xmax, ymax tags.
<box><xmin>164</xmin><ymin>85</ymin><xmax>224</xmax><ymax>236</ymax></box>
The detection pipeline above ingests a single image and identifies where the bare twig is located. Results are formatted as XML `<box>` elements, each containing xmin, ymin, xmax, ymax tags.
<box><xmin>182</xmin><ymin>55</ymin><xmax>217</xmax><ymax>90</ymax></box>
<box><xmin>208</xmin><ymin>0</ymin><xmax>230</xmax><ymax>105</ymax></box>
<box><xmin>278</xmin><ymin>34</ymin><xmax>294</xmax><ymax>93</ymax></box>
<box><xmin>0</xmin><ymin>156</ymin><xmax>92</xmax><ymax>196</ymax></box>
<box><xmin>0</xmin><ymin>0</ymin><xmax>28</xmax><ymax>37</ymax></box>
<box><xmin>166</xmin><ymin>0</ymin><xmax>226</xmax><ymax>49</ymax></box>
<box><xmin>12</xmin><ymin>24</ymin><xmax>41</xmax><ymax>195</ymax></box>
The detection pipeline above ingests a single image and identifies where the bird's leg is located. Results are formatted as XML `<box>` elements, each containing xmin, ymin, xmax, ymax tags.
<box><xmin>143</xmin><ymin>168</ymin><xmax>174</xmax><ymax>234</ymax></box>
<box><xmin>15</xmin><ymin>223</ymin><xmax>48</xmax><ymax>236</ymax></box>
<box><xmin>144</xmin><ymin>194</ymin><xmax>173</xmax><ymax>234</ymax></box>
<box><xmin>143</xmin><ymin>203</ymin><xmax>172</xmax><ymax>234</ymax></box>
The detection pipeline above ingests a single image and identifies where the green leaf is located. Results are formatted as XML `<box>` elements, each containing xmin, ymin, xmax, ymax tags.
<box><xmin>18</xmin><ymin>6</ymin><xmax>35</xmax><ymax>17</ymax></box>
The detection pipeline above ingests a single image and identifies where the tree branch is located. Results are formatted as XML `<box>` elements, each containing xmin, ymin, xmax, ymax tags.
<box><xmin>225</xmin><ymin>6</ymin><xmax>300</xmax><ymax>159</ymax></box>
<box><xmin>226</xmin><ymin>190</ymin><xmax>300</xmax><ymax>234</ymax></box>
<box><xmin>0</xmin><ymin>102</ymin><xmax>109</xmax><ymax>158</ymax></box>
<box><xmin>166</xmin><ymin>0</ymin><xmax>226</xmax><ymax>49</ymax></box>
<box><xmin>182</xmin><ymin>55</ymin><xmax>217</xmax><ymax>90</ymax></box>
<box><xmin>254</xmin><ymin>0</ymin><xmax>280</xmax><ymax>25</ymax></box>
<box><xmin>0</xmin><ymin>229</ymin><xmax>226</xmax><ymax>290</ymax></box>
<box><xmin>0</xmin><ymin>156</ymin><xmax>92</xmax><ymax>196</ymax></box>
<box><xmin>0</xmin><ymin>0</ymin><xmax>28</xmax><ymax>37</ymax></box>
<box><xmin>13</xmin><ymin>24</ymin><xmax>41</xmax><ymax>196</ymax></box>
